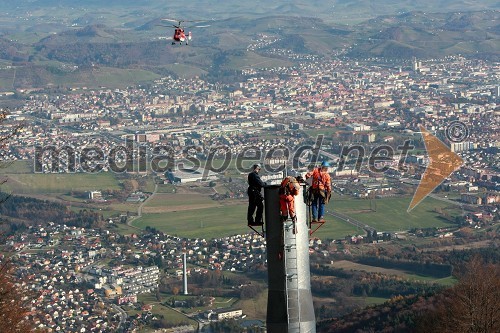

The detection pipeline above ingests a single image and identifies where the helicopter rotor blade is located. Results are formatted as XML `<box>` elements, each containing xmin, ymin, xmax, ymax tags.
<box><xmin>156</xmin><ymin>24</ymin><xmax>180</xmax><ymax>29</ymax></box>
<box><xmin>161</xmin><ymin>18</ymin><xmax>208</xmax><ymax>24</ymax></box>
<box><xmin>160</xmin><ymin>18</ymin><xmax>182</xmax><ymax>23</ymax></box>
<box><xmin>184</xmin><ymin>24</ymin><xmax>211</xmax><ymax>29</ymax></box>
<box><xmin>180</xmin><ymin>19</ymin><xmax>207</xmax><ymax>23</ymax></box>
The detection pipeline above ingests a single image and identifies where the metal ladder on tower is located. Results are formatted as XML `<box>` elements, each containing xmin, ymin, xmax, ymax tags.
<box><xmin>283</xmin><ymin>219</ymin><xmax>301</xmax><ymax>332</ymax></box>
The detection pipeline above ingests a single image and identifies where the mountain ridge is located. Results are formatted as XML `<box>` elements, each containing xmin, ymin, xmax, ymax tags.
<box><xmin>0</xmin><ymin>10</ymin><xmax>498</xmax><ymax>89</ymax></box>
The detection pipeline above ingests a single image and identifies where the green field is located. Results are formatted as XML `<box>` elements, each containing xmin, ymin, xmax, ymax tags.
<box><xmin>156</xmin><ymin>184</ymin><xmax>177</xmax><ymax>193</ymax></box>
<box><xmin>108</xmin><ymin>202</ymin><xmax>141</xmax><ymax>213</ymax></box>
<box><xmin>307</xmin><ymin>217</ymin><xmax>360</xmax><ymax>240</ymax></box>
<box><xmin>133</xmin><ymin>204</ymin><xmax>249</xmax><ymax>238</ymax></box>
<box><xmin>159</xmin><ymin>295</ymin><xmax>238</xmax><ymax>314</ymax></box>
<box><xmin>303</xmin><ymin>128</ymin><xmax>341</xmax><ymax>139</ymax></box>
<box><xmin>144</xmin><ymin>193</ymin><xmax>216</xmax><ymax>209</ymax></box>
<box><xmin>112</xmin><ymin>222</ymin><xmax>141</xmax><ymax>235</ymax></box>
<box><xmin>134</xmin><ymin>199</ymin><xmax>360</xmax><ymax>239</ymax></box>
<box><xmin>329</xmin><ymin>196</ymin><xmax>461</xmax><ymax>232</ymax></box>
<box><xmin>404</xmin><ymin>274</ymin><xmax>457</xmax><ymax>286</ymax></box>
<box><xmin>0</xmin><ymin>160</ymin><xmax>33</xmax><ymax>174</ymax></box>
<box><xmin>132</xmin><ymin>294</ymin><xmax>197</xmax><ymax>327</ymax></box>
<box><xmin>143</xmin><ymin>179</ymin><xmax>157</xmax><ymax>193</ymax></box>
<box><xmin>234</xmin><ymin>289</ymin><xmax>268</xmax><ymax>320</ymax></box>
<box><xmin>133</xmin><ymin>194</ymin><xmax>462</xmax><ymax>239</ymax></box>
<box><xmin>347</xmin><ymin>296</ymin><xmax>390</xmax><ymax>306</ymax></box>
<box><xmin>0</xmin><ymin>162</ymin><xmax>462</xmax><ymax>240</ymax></box>
<box><xmin>2</xmin><ymin>172</ymin><xmax>122</xmax><ymax>194</ymax></box>
<box><xmin>332</xmin><ymin>260</ymin><xmax>457</xmax><ymax>287</ymax></box>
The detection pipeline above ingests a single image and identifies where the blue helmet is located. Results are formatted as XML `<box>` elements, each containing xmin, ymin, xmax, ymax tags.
<box><xmin>321</xmin><ymin>161</ymin><xmax>330</xmax><ymax>168</ymax></box>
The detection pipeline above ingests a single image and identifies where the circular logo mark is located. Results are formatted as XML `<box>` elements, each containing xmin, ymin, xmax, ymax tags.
<box><xmin>446</xmin><ymin>121</ymin><xmax>468</xmax><ymax>143</ymax></box>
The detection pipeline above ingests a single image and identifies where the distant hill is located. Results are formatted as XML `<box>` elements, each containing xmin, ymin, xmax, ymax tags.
<box><xmin>36</xmin><ymin>24</ymin><xmax>126</xmax><ymax>45</ymax></box>
<box><xmin>0</xmin><ymin>9</ymin><xmax>498</xmax><ymax>88</ymax></box>
<box><xmin>239</xmin><ymin>11</ymin><xmax>499</xmax><ymax>60</ymax></box>
<box><xmin>348</xmin><ymin>10</ymin><xmax>500</xmax><ymax>59</ymax></box>
<box><xmin>3</xmin><ymin>1</ymin><xmax>499</xmax><ymax>23</ymax></box>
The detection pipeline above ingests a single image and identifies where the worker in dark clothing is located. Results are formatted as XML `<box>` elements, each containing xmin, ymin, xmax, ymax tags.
<box><xmin>247</xmin><ymin>163</ymin><xmax>266</xmax><ymax>226</ymax></box>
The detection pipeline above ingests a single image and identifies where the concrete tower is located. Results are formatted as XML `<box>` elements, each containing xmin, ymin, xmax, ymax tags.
<box><xmin>183</xmin><ymin>252</ymin><xmax>188</xmax><ymax>295</ymax></box>
<box><xmin>264</xmin><ymin>184</ymin><xmax>315</xmax><ymax>333</ymax></box>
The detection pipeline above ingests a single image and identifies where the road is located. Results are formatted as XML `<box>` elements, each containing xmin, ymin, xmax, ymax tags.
<box><xmin>325</xmin><ymin>209</ymin><xmax>376</xmax><ymax>235</ymax></box>
<box><xmin>428</xmin><ymin>193</ymin><xmax>463</xmax><ymax>207</ymax></box>
<box><xmin>127</xmin><ymin>183</ymin><xmax>158</xmax><ymax>229</ymax></box>
<box><xmin>110</xmin><ymin>303</ymin><xmax>128</xmax><ymax>332</ymax></box>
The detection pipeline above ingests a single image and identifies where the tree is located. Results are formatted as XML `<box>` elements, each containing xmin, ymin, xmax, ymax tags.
<box><xmin>422</xmin><ymin>255</ymin><xmax>500</xmax><ymax>333</ymax></box>
<box><xmin>445</xmin><ymin>256</ymin><xmax>499</xmax><ymax>333</ymax></box>
<box><xmin>0</xmin><ymin>109</ymin><xmax>36</xmax><ymax>332</ymax></box>
<box><xmin>0</xmin><ymin>109</ymin><xmax>23</xmax><ymax>202</ymax></box>
<box><xmin>155</xmin><ymin>289</ymin><xmax>162</xmax><ymax>302</ymax></box>
<box><xmin>0</xmin><ymin>263</ymin><xmax>33</xmax><ymax>332</ymax></box>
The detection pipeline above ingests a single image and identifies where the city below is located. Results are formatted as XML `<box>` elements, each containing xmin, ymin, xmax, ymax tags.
<box><xmin>0</xmin><ymin>3</ymin><xmax>498</xmax><ymax>332</ymax></box>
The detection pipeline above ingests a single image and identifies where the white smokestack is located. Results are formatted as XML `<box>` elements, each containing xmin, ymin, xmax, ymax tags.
<box><xmin>183</xmin><ymin>252</ymin><xmax>188</xmax><ymax>295</ymax></box>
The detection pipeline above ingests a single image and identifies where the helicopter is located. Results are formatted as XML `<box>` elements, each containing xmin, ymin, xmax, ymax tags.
<box><xmin>158</xmin><ymin>18</ymin><xmax>210</xmax><ymax>45</ymax></box>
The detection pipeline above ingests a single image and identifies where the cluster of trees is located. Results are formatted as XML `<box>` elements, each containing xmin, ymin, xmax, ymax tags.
<box><xmin>311</xmin><ymin>267</ymin><xmax>440</xmax><ymax>300</ymax></box>
<box><xmin>158</xmin><ymin>270</ymin><xmax>244</xmax><ymax>299</ymax></box>
<box><xmin>444</xmin><ymin>247</ymin><xmax>500</xmax><ymax>266</ymax></box>
<box><xmin>318</xmin><ymin>292</ymin><xmax>438</xmax><ymax>333</ymax></box>
<box><xmin>239</xmin><ymin>284</ymin><xmax>262</xmax><ymax>299</ymax></box>
<box><xmin>0</xmin><ymin>194</ymin><xmax>105</xmax><ymax>229</ymax></box>
<box><xmin>132</xmin><ymin>311</ymin><xmax>189</xmax><ymax>330</ymax></box>
<box><xmin>189</xmin><ymin>270</ymin><xmax>227</xmax><ymax>289</ymax></box>
<box><xmin>0</xmin><ymin>110</ymin><xmax>36</xmax><ymax>331</ymax></box>
<box><xmin>0</xmin><ymin>38</ymin><xmax>28</xmax><ymax>62</ymax></box>
<box><xmin>371</xmin><ymin>244</ymin><xmax>500</xmax><ymax>269</ymax></box>
<box><xmin>271</xmin><ymin>34</ymin><xmax>307</xmax><ymax>53</ymax></box>
<box><xmin>0</xmin><ymin>262</ymin><xmax>34</xmax><ymax>332</ymax></box>
<box><xmin>351</xmin><ymin>277</ymin><xmax>441</xmax><ymax>299</ymax></box>
<box><xmin>209</xmin><ymin>319</ymin><xmax>264</xmax><ymax>333</ymax></box>
<box><xmin>421</xmin><ymin>256</ymin><xmax>500</xmax><ymax>333</ymax></box>
<box><xmin>355</xmin><ymin>256</ymin><xmax>453</xmax><ymax>278</ymax></box>
<box><xmin>317</xmin><ymin>256</ymin><xmax>500</xmax><ymax>333</ymax></box>
<box><xmin>151</xmin><ymin>317</ymin><xmax>190</xmax><ymax>330</ymax></box>
<box><xmin>168</xmin><ymin>295</ymin><xmax>209</xmax><ymax>308</ymax></box>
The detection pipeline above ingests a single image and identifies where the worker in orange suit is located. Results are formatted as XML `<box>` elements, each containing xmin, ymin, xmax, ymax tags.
<box><xmin>279</xmin><ymin>176</ymin><xmax>301</xmax><ymax>222</ymax></box>
<box><xmin>305</xmin><ymin>161</ymin><xmax>332</xmax><ymax>222</ymax></box>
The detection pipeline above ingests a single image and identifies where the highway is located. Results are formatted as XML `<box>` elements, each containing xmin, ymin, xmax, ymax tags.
<box><xmin>325</xmin><ymin>209</ymin><xmax>376</xmax><ymax>235</ymax></box>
